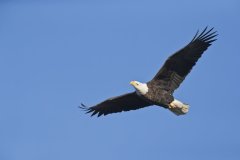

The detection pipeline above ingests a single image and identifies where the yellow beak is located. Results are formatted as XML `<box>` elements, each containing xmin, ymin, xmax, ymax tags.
<box><xmin>130</xmin><ymin>81</ymin><xmax>136</xmax><ymax>86</ymax></box>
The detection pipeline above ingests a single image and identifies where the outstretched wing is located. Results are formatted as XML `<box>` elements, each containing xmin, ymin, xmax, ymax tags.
<box><xmin>80</xmin><ymin>92</ymin><xmax>151</xmax><ymax>117</ymax></box>
<box><xmin>150</xmin><ymin>27</ymin><xmax>217</xmax><ymax>93</ymax></box>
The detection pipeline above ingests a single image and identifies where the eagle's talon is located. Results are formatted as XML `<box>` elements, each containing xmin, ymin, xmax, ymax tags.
<box><xmin>169</xmin><ymin>102</ymin><xmax>177</xmax><ymax>108</ymax></box>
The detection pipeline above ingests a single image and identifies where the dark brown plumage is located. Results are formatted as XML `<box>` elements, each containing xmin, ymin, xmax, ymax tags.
<box><xmin>80</xmin><ymin>27</ymin><xmax>217</xmax><ymax>117</ymax></box>
<box><xmin>150</xmin><ymin>27</ymin><xmax>217</xmax><ymax>93</ymax></box>
<box><xmin>80</xmin><ymin>92</ymin><xmax>151</xmax><ymax>117</ymax></box>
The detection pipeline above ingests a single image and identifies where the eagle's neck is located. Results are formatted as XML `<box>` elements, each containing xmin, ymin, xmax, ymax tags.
<box><xmin>136</xmin><ymin>83</ymin><xmax>149</xmax><ymax>95</ymax></box>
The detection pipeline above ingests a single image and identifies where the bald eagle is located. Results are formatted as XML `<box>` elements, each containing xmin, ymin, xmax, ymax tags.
<box><xmin>80</xmin><ymin>27</ymin><xmax>217</xmax><ymax>117</ymax></box>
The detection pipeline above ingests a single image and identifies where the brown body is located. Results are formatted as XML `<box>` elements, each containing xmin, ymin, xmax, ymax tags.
<box><xmin>143</xmin><ymin>82</ymin><xmax>174</xmax><ymax>108</ymax></box>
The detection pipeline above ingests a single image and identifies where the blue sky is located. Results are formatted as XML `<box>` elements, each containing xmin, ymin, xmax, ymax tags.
<box><xmin>0</xmin><ymin>0</ymin><xmax>240</xmax><ymax>160</ymax></box>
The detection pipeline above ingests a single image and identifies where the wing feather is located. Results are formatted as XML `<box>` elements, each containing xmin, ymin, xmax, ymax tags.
<box><xmin>80</xmin><ymin>92</ymin><xmax>151</xmax><ymax>117</ymax></box>
<box><xmin>150</xmin><ymin>27</ymin><xmax>217</xmax><ymax>92</ymax></box>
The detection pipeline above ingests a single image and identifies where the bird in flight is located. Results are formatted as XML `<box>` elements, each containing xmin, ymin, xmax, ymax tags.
<box><xmin>80</xmin><ymin>27</ymin><xmax>217</xmax><ymax>117</ymax></box>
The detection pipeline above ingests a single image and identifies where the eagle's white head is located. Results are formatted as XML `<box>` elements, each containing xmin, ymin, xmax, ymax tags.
<box><xmin>130</xmin><ymin>80</ymin><xmax>149</xmax><ymax>95</ymax></box>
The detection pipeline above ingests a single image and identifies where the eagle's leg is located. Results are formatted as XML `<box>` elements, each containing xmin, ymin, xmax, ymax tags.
<box><xmin>168</xmin><ymin>99</ymin><xmax>189</xmax><ymax>116</ymax></box>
